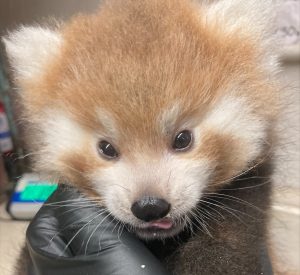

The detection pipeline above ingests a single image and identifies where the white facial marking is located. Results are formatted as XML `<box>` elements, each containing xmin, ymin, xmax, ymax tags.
<box><xmin>159</xmin><ymin>102</ymin><xmax>203</xmax><ymax>136</ymax></box>
<box><xmin>96</xmin><ymin>108</ymin><xmax>119</xmax><ymax>141</ymax></box>
<box><xmin>44</xmin><ymin>112</ymin><xmax>88</xmax><ymax>150</ymax></box>
<box><xmin>159</xmin><ymin>103</ymin><xmax>182</xmax><ymax>135</ymax></box>
<box><xmin>40</xmin><ymin>111</ymin><xmax>90</xmax><ymax>162</ymax></box>
<box><xmin>199</xmin><ymin>96</ymin><xmax>267</xmax><ymax>161</ymax></box>
<box><xmin>3</xmin><ymin>26</ymin><xmax>62</xmax><ymax>80</ymax></box>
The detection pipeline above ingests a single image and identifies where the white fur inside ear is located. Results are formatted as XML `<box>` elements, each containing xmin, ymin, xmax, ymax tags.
<box><xmin>2</xmin><ymin>26</ymin><xmax>62</xmax><ymax>81</ymax></box>
<box><xmin>200</xmin><ymin>0</ymin><xmax>278</xmax><ymax>73</ymax></box>
<box><xmin>202</xmin><ymin>0</ymin><xmax>275</xmax><ymax>39</ymax></box>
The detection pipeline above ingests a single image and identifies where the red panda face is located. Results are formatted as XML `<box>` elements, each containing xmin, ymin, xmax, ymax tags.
<box><xmin>3</xmin><ymin>0</ymin><xmax>279</xmax><ymax>239</ymax></box>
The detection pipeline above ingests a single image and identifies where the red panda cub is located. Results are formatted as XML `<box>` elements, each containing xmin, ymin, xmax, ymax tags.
<box><xmin>4</xmin><ymin>0</ymin><xmax>280</xmax><ymax>274</ymax></box>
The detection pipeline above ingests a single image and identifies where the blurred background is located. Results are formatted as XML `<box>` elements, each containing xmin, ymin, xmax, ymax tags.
<box><xmin>0</xmin><ymin>0</ymin><xmax>299</xmax><ymax>274</ymax></box>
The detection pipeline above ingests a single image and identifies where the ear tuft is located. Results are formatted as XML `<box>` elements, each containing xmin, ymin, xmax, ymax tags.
<box><xmin>2</xmin><ymin>26</ymin><xmax>62</xmax><ymax>81</ymax></box>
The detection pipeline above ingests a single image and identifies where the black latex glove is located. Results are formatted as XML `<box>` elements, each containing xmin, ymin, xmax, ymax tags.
<box><xmin>26</xmin><ymin>184</ymin><xmax>171</xmax><ymax>275</ymax></box>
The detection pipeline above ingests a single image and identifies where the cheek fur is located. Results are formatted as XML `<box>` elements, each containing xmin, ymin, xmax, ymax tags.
<box><xmin>33</xmin><ymin>110</ymin><xmax>109</xmax><ymax>187</ymax></box>
<box><xmin>196</xmin><ymin>131</ymin><xmax>246</xmax><ymax>184</ymax></box>
<box><xmin>200</xmin><ymin>96</ymin><xmax>268</xmax><ymax>151</ymax></box>
<box><xmin>192</xmin><ymin>96</ymin><xmax>268</xmax><ymax>184</ymax></box>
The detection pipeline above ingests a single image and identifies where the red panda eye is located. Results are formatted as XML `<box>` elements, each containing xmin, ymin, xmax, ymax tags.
<box><xmin>172</xmin><ymin>130</ymin><xmax>193</xmax><ymax>151</ymax></box>
<box><xmin>98</xmin><ymin>140</ymin><xmax>119</xmax><ymax>159</ymax></box>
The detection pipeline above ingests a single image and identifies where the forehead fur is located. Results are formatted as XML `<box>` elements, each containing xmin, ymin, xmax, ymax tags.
<box><xmin>17</xmin><ymin>0</ymin><xmax>278</xmax><ymax>142</ymax></box>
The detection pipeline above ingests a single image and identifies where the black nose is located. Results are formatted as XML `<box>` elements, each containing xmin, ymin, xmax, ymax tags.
<box><xmin>131</xmin><ymin>196</ymin><xmax>170</xmax><ymax>222</ymax></box>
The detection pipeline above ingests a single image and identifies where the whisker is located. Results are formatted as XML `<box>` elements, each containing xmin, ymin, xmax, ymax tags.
<box><xmin>197</xmin><ymin>200</ymin><xmax>225</xmax><ymax>220</ymax></box>
<box><xmin>184</xmin><ymin>215</ymin><xmax>195</xmax><ymax>235</ymax></box>
<box><xmin>234</xmin><ymin>175</ymin><xmax>269</xmax><ymax>182</ymax></box>
<box><xmin>219</xmin><ymin>180</ymin><xmax>271</xmax><ymax>191</ymax></box>
<box><xmin>47</xmin><ymin>209</ymin><xmax>106</xmax><ymax>250</ymax></box>
<box><xmin>204</xmin><ymin>192</ymin><xmax>266</xmax><ymax>214</ymax></box>
<box><xmin>210</xmin><ymin>147</ymin><xmax>273</xmax><ymax>187</ymax></box>
<box><xmin>59</xmin><ymin>210</ymin><xmax>105</xmax><ymax>257</ymax></box>
<box><xmin>44</xmin><ymin>198</ymin><xmax>99</xmax><ymax>206</ymax></box>
<box><xmin>200</xmin><ymin>198</ymin><xmax>247</xmax><ymax>225</ymax></box>
<box><xmin>84</xmin><ymin>212</ymin><xmax>112</xmax><ymax>255</ymax></box>
<box><xmin>205</xmin><ymin>197</ymin><xmax>257</xmax><ymax>221</ymax></box>
<box><xmin>189</xmin><ymin>209</ymin><xmax>212</xmax><ymax>237</ymax></box>
<box><xmin>117</xmin><ymin>221</ymin><xmax>124</xmax><ymax>241</ymax></box>
<box><xmin>194</xmin><ymin>207</ymin><xmax>220</xmax><ymax>223</ymax></box>
<box><xmin>55</xmin><ymin>204</ymin><xmax>99</xmax><ymax>218</ymax></box>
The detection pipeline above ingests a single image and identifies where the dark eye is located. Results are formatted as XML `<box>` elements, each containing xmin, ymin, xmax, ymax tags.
<box><xmin>172</xmin><ymin>130</ymin><xmax>193</xmax><ymax>151</ymax></box>
<box><xmin>98</xmin><ymin>140</ymin><xmax>119</xmax><ymax>159</ymax></box>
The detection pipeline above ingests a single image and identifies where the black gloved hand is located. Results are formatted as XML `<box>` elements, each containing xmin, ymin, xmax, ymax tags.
<box><xmin>26</xmin><ymin>184</ymin><xmax>171</xmax><ymax>275</ymax></box>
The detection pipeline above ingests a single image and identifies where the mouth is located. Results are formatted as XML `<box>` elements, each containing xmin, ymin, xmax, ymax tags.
<box><xmin>134</xmin><ymin>217</ymin><xmax>185</xmax><ymax>239</ymax></box>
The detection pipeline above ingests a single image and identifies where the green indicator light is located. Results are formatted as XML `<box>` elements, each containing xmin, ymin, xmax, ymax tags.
<box><xmin>20</xmin><ymin>183</ymin><xmax>58</xmax><ymax>201</ymax></box>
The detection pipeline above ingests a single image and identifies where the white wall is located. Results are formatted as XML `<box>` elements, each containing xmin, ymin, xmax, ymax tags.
<box><xmin>274</xmin><ymin>49</ymin><xmax>300</xmax><ymax>188</ymax></box>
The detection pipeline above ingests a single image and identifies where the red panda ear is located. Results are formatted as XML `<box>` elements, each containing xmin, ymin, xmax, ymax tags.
<box><xmin>200</xmin><ymin>0</ymin><xmax>278</xmax><ymax>71</ymax></box>
<box><xmin>201</xmin><ymin>0</ymin><xmax>276</xmax><ymax>39</ymax></box>
<box><xmin>2</xmin><ymin>26</ymin><xmax>62</xmax><ymax>82</ymax></box>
